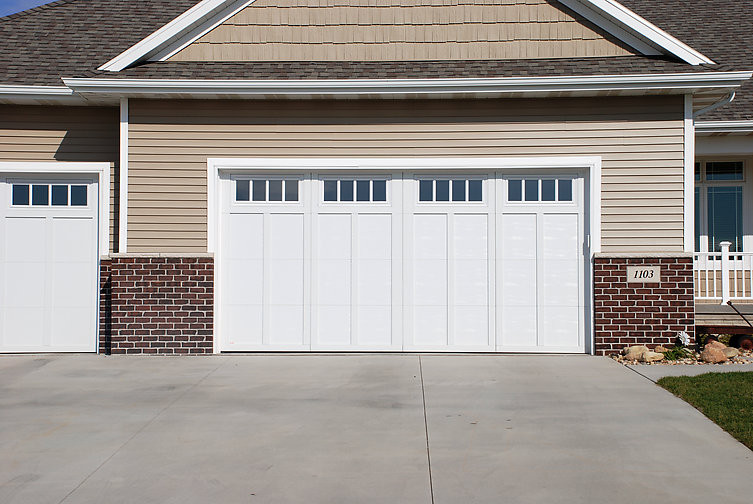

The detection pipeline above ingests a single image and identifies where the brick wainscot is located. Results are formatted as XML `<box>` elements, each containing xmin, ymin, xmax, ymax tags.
<box><xmin>593</xmin><ymin>255</ymin><xmax>695</xmax><ymax>355</ymax></box>
<box><xmin>99</xmin><ymin>255</ymin><xmax>214</xmax><ymax>354</ymax></box>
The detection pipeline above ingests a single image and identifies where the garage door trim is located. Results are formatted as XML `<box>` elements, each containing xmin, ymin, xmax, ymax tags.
<box><xmin>208</xmin><ymin>156</ymin><xmax>602</xmax><ymax>354</ymax></box>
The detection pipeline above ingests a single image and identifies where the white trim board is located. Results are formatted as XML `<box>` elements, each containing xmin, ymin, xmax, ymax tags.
<box><xmin>207</xmin><ymin>156</ymin><xmax>602</xmax><ymax>355</ymax></box>
<box><xmin>684</xmin><ymin>94</ymin><xmax>695</xmax><ymax>252</ymax></box>
<box><xmin>98</xmin><ymin>0</ymin><xmax>257</xmax><ymax>71</ymax></box>
<box><xmin>62</xmin><ymin>72</ymin><xmax>752</xmax><ymax>100</ymax></box>
<box><xmin>0</xmin><ymin>162</ymin><xmax>110</xmax><ymax>256</ymax></box>
<box><xmin>560</xmin><ymin>0</ymin><xmax>714</xmax><ymax>65</ymax></box>
<box><xmin>97</xmin><ymin>0</ymin><xmax>713</xmax><ymax>73</ymax></box>
<box><xmin>119</xmin><ymin>98</ymin><xmax>128</xmax><ymax>254</ymax></box>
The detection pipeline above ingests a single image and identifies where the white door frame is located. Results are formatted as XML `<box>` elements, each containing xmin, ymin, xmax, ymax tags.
<box><xmin>0</xmin><ymin>161</ymin><xmax>110</xmax><ymax>353</ymax></box>
<box><xmin>208</xmin><ymin>156</ymin><xmax>602</xmax><ymax>354</ymax></box>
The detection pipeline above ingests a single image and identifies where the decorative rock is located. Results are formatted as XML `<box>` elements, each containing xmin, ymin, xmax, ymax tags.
<box><xmin>701</xmin><ymin>346</ymin><xmax>728</xmax><ymax>364</ymax></box>
<box><xmin>623</xmin><ymin>345</ymin><xmax>649</xmax><ymax>360</ymax></box>
<box><xmin>706</xmin><ymin>340</ymin><xmax>727</xmax><ymax>352</ymax></box>
<box><xmin>654</xmin><ymin>346</ymin><xmax>670</xmax><ymax>353</ymax></box>
<box><xmin>640</xmin><ymin>351</ymin><xmax>665</xmax><ymax>363</ymax></box>
<box><xmin>723</xmin><ymin>347</ymin><xmax>739</xmax><ymax>359</ymax></box>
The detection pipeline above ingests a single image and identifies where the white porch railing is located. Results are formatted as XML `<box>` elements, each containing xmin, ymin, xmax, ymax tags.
<box><xmin>694</xmin><ymin>241</ymin><xmax>753</xmax><ymax>302</ymax></box>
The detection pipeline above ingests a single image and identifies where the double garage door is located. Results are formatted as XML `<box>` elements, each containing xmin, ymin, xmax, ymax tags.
<box><xmin>0</xmin><ymin>175</ymin><xmax>99</xmax><ymax>353</ymax></box>
<box><xmin>220</xmin><ymin>171</ymin><xmax>588</xmax><ymax>353</ymax></box>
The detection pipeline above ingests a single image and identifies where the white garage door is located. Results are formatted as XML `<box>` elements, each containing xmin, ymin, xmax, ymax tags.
<box><xmin>219</xmin><ymin>171</ymin><xmax>586</xmax><ymax>353</ymax></box>
<box><xmin>0</xmin><ymin>177</ymin><xmax>99</xmax><ymax>353</ymax></box>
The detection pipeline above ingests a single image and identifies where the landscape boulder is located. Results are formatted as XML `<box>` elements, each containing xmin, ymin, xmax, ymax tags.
<box><xmin>622</xmin><ymin>345</ymin><xmax>649</xmax><ymax>361</ymax></box>
<box><xmin>639</xmin><ymin>351</ymin><xmax>665</xmax><ymax>363</ymax></box>
<box><xmin>701</xmin><ymin>345</ymin><xmax>728</xmax><ymax>364</ymax></box>
<box><xmin>722</xmin><ymin>347</ymin><xmax>739</xmax><ymax>359</ymax></box>
<box><xmin>653</xmin><ymin>345</ymin><xmax>670</xmax><ymax>353</ymax></box>
<box><xmin>705</xmin><ymin>340</ymin><xmax>727</xmax><ymax>352</ymax></box>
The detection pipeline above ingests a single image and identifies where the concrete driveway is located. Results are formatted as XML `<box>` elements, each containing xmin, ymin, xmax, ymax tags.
<box><xmin>1</xmin><ymin>355</ymin><xmax>751</xmax><ymax>504</ymax></box>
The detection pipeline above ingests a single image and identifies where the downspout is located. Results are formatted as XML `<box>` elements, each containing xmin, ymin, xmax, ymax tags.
<box><xmin>693</xmin><ymin>91</ymin><xmax>736</xmax><ymax>119</ymax></box>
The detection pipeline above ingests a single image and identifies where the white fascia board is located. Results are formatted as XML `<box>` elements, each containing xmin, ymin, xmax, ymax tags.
<box><xmin>561</xmin><ymin>0</ymin><xmax>715</xmax><ymax>65</ymax></box>
<box><xmin>695</xmin><ymin>120</ymin><xmax>753</xmax><ymax>134</ymax></box>
<box><xmin>98</xmin><ymin>0</ymin><xmax>256</xmax><ymax>72</ymax></box>
<box><xmin>0</xmin><ymin>84</ymin><xmax>85</xmax><ymax>103</ymax></box>
<box><xmin>63</xmin><ymin>72</ymin><xmax>753</xmax><ymax>98</ymax></box>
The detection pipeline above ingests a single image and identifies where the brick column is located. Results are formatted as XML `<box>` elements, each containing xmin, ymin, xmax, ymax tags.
<box><xmin>99</xmin><ymin>256</ymin><xmax>214</xmax><ymax>355</ymax></box>
<box><xmin>593</xmin><ymin>256</ymin><xmax>694</xmax><ymax>355</ymax></box>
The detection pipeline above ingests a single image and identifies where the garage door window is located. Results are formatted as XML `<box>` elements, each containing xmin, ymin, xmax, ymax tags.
<box><xmin>418</xmin><ymin>179</ymin><xmax>483</xmax><ymax>202</ymax></box>
<box><xmin>508</xmin><ymin>178</ymin><xmax>573</xmax><ymax>203</ymax></box>
<box><xmin>236</xmin><ymin>179</ymin><xmax>299</xmax><ymax>203</ymax></box>
<box><xmin>323</xmin><ymin>179</ymin><xmax>387</xmax><ymax>202</ymax></box>
<box><xmin>12</xmin><ymin>184</ymin><xmax>87</xmax><ymax>207</ymax></box>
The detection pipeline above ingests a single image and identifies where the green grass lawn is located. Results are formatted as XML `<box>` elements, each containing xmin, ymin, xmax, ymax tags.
<box><xmin>658</xmin><ymin>372</ymin><xmax>753</xmax><ymax>450</ymax></box>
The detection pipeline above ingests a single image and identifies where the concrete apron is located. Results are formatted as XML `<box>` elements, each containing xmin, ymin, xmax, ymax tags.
<box><xmin>0</xmin><ymin>354</ymin><xmax>751</xmax><ymax>504</ymax></box>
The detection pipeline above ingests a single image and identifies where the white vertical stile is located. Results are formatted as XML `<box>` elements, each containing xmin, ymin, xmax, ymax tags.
<box><xmin>720</xmin><ymin>241</ymin><xmax>732</xmax><ymax>304</ymax></box>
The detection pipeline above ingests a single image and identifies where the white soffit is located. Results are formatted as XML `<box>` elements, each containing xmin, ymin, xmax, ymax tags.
<box><xmin>98</xmin><ymin>0</ymin><xmax>714</xmax><ymax>74</ymax></box>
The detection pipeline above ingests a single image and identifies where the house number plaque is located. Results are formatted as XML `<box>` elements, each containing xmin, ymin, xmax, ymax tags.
<box><xmin>626</xmin><ymin>266</ymin><xmax>661</xmax><ymax>283</ymax></box>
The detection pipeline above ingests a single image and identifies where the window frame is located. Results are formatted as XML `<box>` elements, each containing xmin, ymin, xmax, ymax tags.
<box><xmin>414</xmin><ymin>176</ymin><xmax>487</xmax><ymax>206</ymax></box>
<box><xmin>232</xmin><ymin>175</ymin><xmax>303</xmax><ymax>205</ymax></box>
<box><xmin>695</xmin><ymin>159</ymin><xmax>750</xmax><ymax>253</ymax></box>
<box><xmin>504</xmin><ymin>175</ymin><xmax>578</xmax><ymax>206</ymax></box>
<box><xmin>319</xmin><ymin>176</ymin><xmax>392</xmax><ymax>205</ymax></box>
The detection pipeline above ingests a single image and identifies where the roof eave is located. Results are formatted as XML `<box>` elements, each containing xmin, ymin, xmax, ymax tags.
<box><xmin>61</xmin><ymin>72</ymin><xmax>753</xmax><ymax>100</ymax></box>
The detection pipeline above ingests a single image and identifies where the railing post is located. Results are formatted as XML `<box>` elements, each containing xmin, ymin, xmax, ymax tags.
<box><xmin>720</xmin><ymin>241</ymin><xmax>732</xmax><ymax>304</ymax></box>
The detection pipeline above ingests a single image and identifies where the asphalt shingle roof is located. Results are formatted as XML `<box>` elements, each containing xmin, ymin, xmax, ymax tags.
<box><xmin>620</xmin><ymin>0</ymin><xmax>753</xmax><ymax>120</ymax></box>
<box><xmin>0</xmin><ymin>0</ymin><xmax>201</xmax><ymax>86</ymax></box>
<box><xmin>79</xmin><ymin>57</ymin><xmax>720</xmax><ymax>80</ymax></box>
<box><xmin>0</xmin><ymin>0</ymin><xmax>751</xmax><ymax>120</ymax></box>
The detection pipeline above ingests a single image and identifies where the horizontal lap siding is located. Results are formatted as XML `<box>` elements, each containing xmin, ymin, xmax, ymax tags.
<box><xmin>0</xmin><ymin>105</ymin><xmax>119</xmax><ymax>254</ymax></box>
<box><xmin>128</xmin><ymin>96</ymin><xmax>684</xmax><ymax>253</ymax></box>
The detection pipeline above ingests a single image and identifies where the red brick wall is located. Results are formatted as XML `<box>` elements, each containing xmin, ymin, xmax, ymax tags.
<box><xmin>99</xmin><ymin>256</ymin><xmax>214</xmax><ymax>355</ymax></box>
<box><xmin>594</xmin><ymin>256</ymin><xmax>694</xmax><ymax>355</ymax></box>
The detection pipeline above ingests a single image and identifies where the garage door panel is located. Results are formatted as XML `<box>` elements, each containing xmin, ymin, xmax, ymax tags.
<box><xmin>224</xmin><ymin>304</ymin><xmax>263</xmax><ymax>346</ymax></box>
<box><xmin>317</xmin><ymin>214</ymin><xmax>351</xmax><ymax>259</ymax></box>
<box><xmin>357</xmin><ymin>306</ymin><xmax>392</xmax><ymax>346</ymax></box>
<box><xmin>269</xmin><ymin>214</ymin><xmax>304</xmax><ymax>260</ymax></box>
<box><xmin>52</xmin><ymin>217</ymin><xmax>95</xmax><ymax>263</ymax></box>
<box><xmin>4</xmin><ymin>217</ymin><xmax>46</xmax><ymax>262</ymax></box>
<box><xmin>501</xmin><ymin>259</ymin><xmax>537</xmax><ymax>306</ymax></box>
<box><xmin>453</xmin><ymin>214</ymin><xmax>488</xmax><ymax>259</ymax></box>
<box><xmin>412</xmin><ymin>306</ymin><xmax>448</xmax><ymax>346</ymax></box>
<box><xmin>357</xmin><ymin>214</ymin><xmax>392</xmax><ymax>260</ymax></box>
<box><xmin>413</xmin><ymin>259</ymin><xmax>448</xmax><ymax>305</ymax></box>
<box><xmin>317</xmin><ymin>260</ymin><xmax>351</xmax><ymax>305</ymax></box>
<box><xmin>227</xmin><ymin>213</ymin><xmax>263</xmax><ymax>259</ymax></box>
<box><xmin>3</xmin><ymin>263</ymin><xmax>45</xmax><ymax>307</ymax></box>
<box><xmin>501</xmin><ymin>214</ymin><xmax>537</xmax><ymax>260</ymax></box>
<box><xmin>269</xmin><ymin>259</ymin><xmax>304</xmax><ymax>305</ymax></box>
<box><xmin>316</xmin><ymin>305</ymin><xmax>351</xmax><ymax>345</ymax></box>
<box><xmin>225</xmin><ymin>259</ymin><xmax>263</xmax><ymax>305</ymax></box>
<box><xmin>414</xmin><ymin>214</ymin><xmax>447</xmax><ymax>260</ymax></box>
<box><xmin>453</xmin><ymin>306</ymin><xmax>489</xmax><ymax>346</ymax></box>
<box><xmin>3</xmin><ymin>307</ymin><xmax>44</xmax><ymax>348</ymax></box>
<box><xmin>268</xmin><ymin>305</ymin><xmax>305</xmax><ymax>346</ymax></box>
<box><xmin>541</xmin><ymin>306</ymin><xmax>581</xmax><ymax>348</ymax></box>
<box><xmin>542</xmin><ymin>214</ymin><xmax>579</xmax><ymax>261</ymax></box>
<box><xmin>51</xmin><ymin>262</ymin><xmax>93</xmax><ymax>307</ymax></box>
<box><xmin>453</xmin><ymin>259</ymin><xmax>488</xmax><ymax>306</ymax></box>
<box><xmin>51</xmin><ymin>307</ymin><xmax>93</xmax><ymax>348</ymax></box>
<box><xmin>501</xmin><ymin>306</ymin><xmax>538</xmax><ymax>348</ymax></box>
<box><xmin>357</xmin><ymin>259</ymin><xmax>391</xmax><ymax>305</ymax></box>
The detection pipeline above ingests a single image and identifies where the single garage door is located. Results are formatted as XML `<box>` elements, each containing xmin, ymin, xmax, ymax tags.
<box><xmin>0</xmin><ymin>176</ymin><xmax>99</xmax><ymax>353</ymax></box>
<box><xmin>219</xmin><ymin>171</ymin><xmax>586</xmax><ymax>353</ymax></box>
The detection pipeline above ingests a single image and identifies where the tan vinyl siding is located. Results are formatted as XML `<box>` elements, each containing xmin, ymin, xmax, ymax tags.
<box><xmin>128</xmin><ymin>95</ymin><xmax>684</xmax><ymax>253</ymax></box>
<box><xmin>0</xmin><ymin>105</ymin><xmax>119</xmax><ymax>254</ymax></box>
<box><xmin>170</xmin><ymin>0</ymin><xmax>634</xmax><ymax>61</ymax></box>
